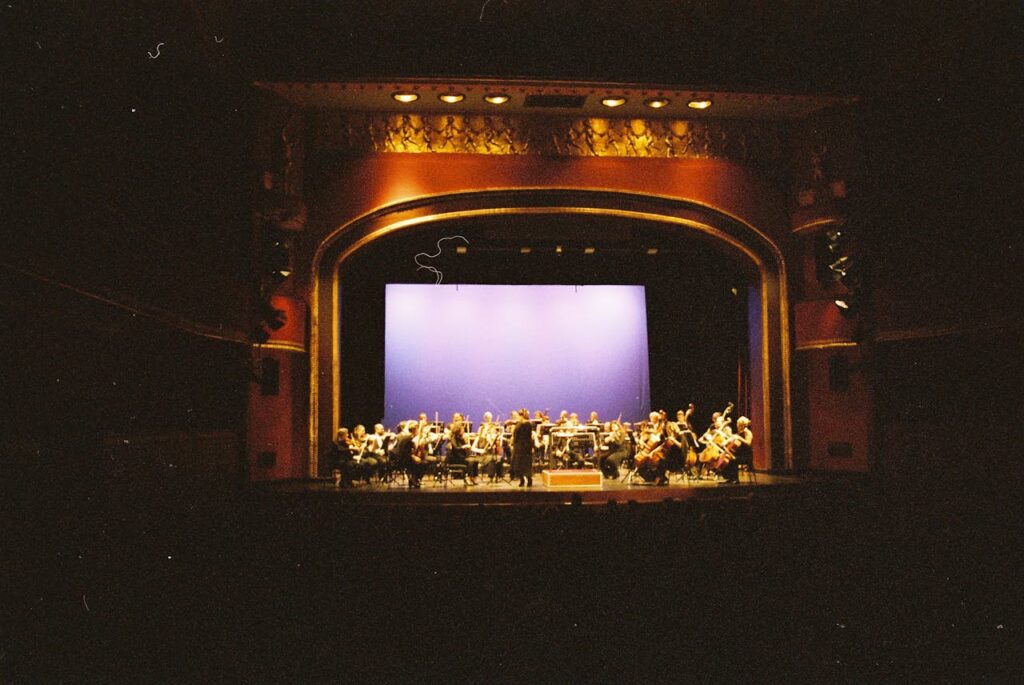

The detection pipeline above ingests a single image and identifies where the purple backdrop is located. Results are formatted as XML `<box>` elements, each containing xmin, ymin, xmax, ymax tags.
<box><xmin>383</xmin><ymin>284</ymin><xmax>651</xmax><ymax>426</ymax></box>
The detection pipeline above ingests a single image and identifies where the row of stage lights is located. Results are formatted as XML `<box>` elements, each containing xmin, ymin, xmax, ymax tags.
<box><xmin>450</xmin><ymin>245</ymin><xmax>660</xmax><ymax>255</ymax></box>
<box><xmin>392</xmin><ymin>91</ymin><xmax>713</xmax><ymax>110</ymax></box>
<box><xmin>821</xmin><ymin>227</ymin><xmax>863</xmax><ymax>318</ymax></box>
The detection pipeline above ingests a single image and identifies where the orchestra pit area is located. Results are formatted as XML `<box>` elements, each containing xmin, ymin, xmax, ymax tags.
<box><xmin>11</xmin><ymin>472</ymin><xmax>1019</xmax><ymax>682</ymax></box>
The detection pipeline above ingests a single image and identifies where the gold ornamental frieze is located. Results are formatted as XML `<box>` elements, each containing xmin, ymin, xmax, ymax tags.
<box><xmin>310</xmin><ymin>111</ymin><xmax>783</xmax><ymax>167</ymax></box>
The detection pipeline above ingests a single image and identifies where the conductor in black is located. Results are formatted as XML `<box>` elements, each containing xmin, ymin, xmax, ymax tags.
<box><xmin>511</xmin><ymin>409</ymin><xmax>534</xmax><ymax>487</ymax></box>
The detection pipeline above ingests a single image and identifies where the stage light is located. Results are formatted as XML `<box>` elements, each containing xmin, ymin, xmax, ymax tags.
<box><xmin>646</xmin><ymin>247</ymin><xmax>658</xmax><ymax>255</ymax></box>
<box><xmin>687</xmin><ymin>99</ymin><xmax>713</xmax><ymax>110</ymax></box>
<box><xmin>644</xmin><ymin>98</ymin><xmax>670</xmax><ymax>109</ymax></box>
<box><xmin>456</xmin><ymin>245</ymin><xmax>468</xmax><ymax>254</ymax></box>
<box><xmin>601</xmin><ymin>96</ymin><xmax>627</xmax><ymax>108</ymax></box>
<box><xmin>392</xmin><ymin>92</ymin><xmax>419</xmax><ymax>103</ymax></box>
<box><xmin>438</xmin><ymin>93</ymin><xmax>465</xmax><ymax>104</ymax></box>
<box><xmin>555</xmin><ymin>245</ymin><xmax>563</xmax><ymax>255</ymax></box>
<box><xmin>484</xmin><ymin>93</ymin><xmax>510</xmax><ymax>104</ymax></box>
<box><xmin>519</xmin><ymin>247</ymin><xmax>532</xmax><ymax>254</ymax></box>
<box><xmin>835</xmin><ymin>295</ymin><xmax>860</xmax><ymax>318</ymax></box>
<box><xmin>262</xmin><ymin>229</ymin><xmax>293</xmax><ymax>282</ymax></box>
<box><xmin>584</xmin><ymin>247</ymin><xmax>596</xmax><ymax>254</ymax></box>
<box><xmin>829</xmin><ymin>255</ymin><xmax>850</xmax><ymax>276</ymax></box>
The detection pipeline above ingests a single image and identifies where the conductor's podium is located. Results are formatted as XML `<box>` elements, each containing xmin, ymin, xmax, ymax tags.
<box><xmin>541</xmin><ymin>469</ymin><xmax>603</xmax><ymax>488</ymax></box>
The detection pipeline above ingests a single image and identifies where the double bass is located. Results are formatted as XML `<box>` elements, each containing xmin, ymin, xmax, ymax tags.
<box><xmin>698</xmin><ymin>402</ymin><xmax>734</xmax><ymax>464</ymax></box>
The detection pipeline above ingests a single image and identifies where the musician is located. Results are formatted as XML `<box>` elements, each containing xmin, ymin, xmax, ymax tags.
<box><xmin>473</xmin><ymin>412</ymin><xmax>503</xmax><ymax>481</ymax></box>
<box><xmin>674</xmin><ymin>407</ymin><xmax>700</xmax><ymax>476</ymax></box>
<box><xmin>699</xmin><ymin>412</ymin><xmax>733</xmax><ymax>480</ymax></box>
<box><xmin>366</xmin><ymin>423</ymin><xmax>391</xmax><ymax>479</ymax></box>
<box><xmin>350</xmin><ymin>424</ymin><xmax>378</xmax><ymax>483</ymax></box>
<box><xmin>587</xmin><ymin>411</ymin><xmax>600</xmax><ymax>426</ymax></box>
<box><xmin>393</xmin><ymin>421</ymin><xmax>421</xmax><ymax>488</ymax></box>
<box><xmin>556</xmin><ymin>410</ymin><xmax>569</xmax><ymax>425</ymax></box>
<box><xmin>413</xmin><ymin>420</ymin><xmax>442</xmax><ymax>478</ymax></box>
<box><xmin>510</xmin><ymin>409</ymin><xmax>534</xmax><ymax>487</ymax></box>
<box><xmin>599</xmin><ymin>420</ymin><xmax>630</xmax><ymax>478</ymax></box>
<box><xmin>568</xmin><ymin>413</ymin><xmax>580</xmax><ymax>427</ymax></box>
<box><xmin>636</xmin><ymin>412</ymin><xmax>670</xmax><ymax>485</ymax></box>
<box><xmin>330</xmin><ymin>428</ymin><xmax>358</xmax><ymax>487</ymax></box>
<box><xmin>675</xmin><ymin>404</ymin><xmax>696</xmax><ymax>432</ymax></box>
<box><xmin>719</xmin><ymin>417</ymin><xmax>753</xmax><ymax>484</ymax></box>
<box><xmin>622</xmin><ymin>422</ymin><xmax>637</xmax><ymax>464</ymax></box>
<box><xmin>446</xmin><ymin>413</ymin><xmax>476</xmax><ymax>485</ymax></box>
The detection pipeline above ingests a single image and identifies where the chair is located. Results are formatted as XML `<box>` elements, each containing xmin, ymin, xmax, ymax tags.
<box><xmin>438</xmin><ymin>461</ymin><xmax>468</xmax><ymax>488</ymax></box>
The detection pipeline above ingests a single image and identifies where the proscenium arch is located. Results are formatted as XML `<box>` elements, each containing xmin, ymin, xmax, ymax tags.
<box><xmin>310</xmin><ymin>189</ymin><xmax>792</xmax><ymax>477</ymax></box>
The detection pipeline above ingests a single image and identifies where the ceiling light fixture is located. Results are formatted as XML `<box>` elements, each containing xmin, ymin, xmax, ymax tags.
<box><xmin>519</xmin><ymin>247</ymin><xmax>532</xmax><ymax>254</ymax></box>
<box><xmin>601</xmin><ymin>96</ymin><xmax>627</xmax><ymax>108</ymax></box>
<box><xmin>392</xmin><ymin>92</ymin><xmax>419</xmax><ymax>103</ymax></box>
<box><xmin>687</xmin><ymin>99</ymin><xmax>713</xmax><ymax>110</ymax></box>
<box><xmin>644</xmin><ymin>98</ymin><xmax>670</xmax><ymax>109</ymax></box>
<box><xmin>438</xmin><ymin>93</ymin><xmax>465</xmax><ymax>104</ymax></box>
<box><xmin>583</xmin><ymin>247</ymin><xmax>596</xmax><ymax>255</ymax></box>
<box><xmin>646</xmin><ymin>247</ymin><xmax>659</xmax><ymax>255</ymax></box>
<box><xmin>484</xmin><ymin>94</ymin><xmax>510</xmax><ymax>104</ymax></box>
<box><xmin>456</xmin><ymin>245</ymin><xmax>468</xmax><ymax>255</ymax></box>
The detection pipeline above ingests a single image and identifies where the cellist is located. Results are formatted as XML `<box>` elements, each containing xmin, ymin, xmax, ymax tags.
<box><xmin>634</xmin><ymin>411</ymin><xmax>670</xmax><ymax>486</ymax></box>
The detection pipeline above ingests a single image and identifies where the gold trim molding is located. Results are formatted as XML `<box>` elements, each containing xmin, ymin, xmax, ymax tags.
<box><xmin>308</xmin><ymin>191</ymin><xmax>794</xmax><ymax>476</ymax></box>
<box><xmin>310</xmin><ymin>111</ymin><xmax>783</xmax><ymax>167</ymax></box>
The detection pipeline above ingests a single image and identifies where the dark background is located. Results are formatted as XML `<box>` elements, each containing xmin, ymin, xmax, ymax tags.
<box><xmin>3</xmin><ymin>1</ymin><xmax>1023</xmax><ymax>681</ymax></box>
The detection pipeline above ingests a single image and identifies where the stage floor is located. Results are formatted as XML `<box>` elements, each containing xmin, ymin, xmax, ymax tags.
<box><xmin>261</xmin><ymin>470</ymin><xmax>806</xmax><ymax>506</ymax></box>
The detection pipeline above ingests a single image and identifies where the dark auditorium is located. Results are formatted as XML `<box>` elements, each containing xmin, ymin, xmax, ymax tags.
<box><xmin>5</xmin><ymin>2</ymin><xmax>1022</xmax><ymax>681</ymax></box>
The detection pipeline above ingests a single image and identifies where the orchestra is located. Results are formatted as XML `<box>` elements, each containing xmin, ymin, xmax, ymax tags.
<box><xmin>327</xmin><ymin>402</ymin><xmax>755</xmax><ymax>489</ymax></box>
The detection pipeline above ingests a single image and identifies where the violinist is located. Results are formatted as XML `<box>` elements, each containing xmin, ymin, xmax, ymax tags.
<box><xmin>366</xmin><ymin>423</ymin><xmax>391</xmax><ymax>480</ymax></box>
<box><xmin>599</xmin><ymin>420</ymin><xmax>630</xmax><ymax>479</ymax></box>
<box><xmin>351</xmin><ymin>424</ymin><xmax>378</xmax><ymax>483</ymax></box>
<box><xmin>393</xmin><ymin>421</ymin><xmax>421</xmax><ymax>488</ymax></box>
<box><xmin>447</xmin><ymin>413</ymin><xmax>477</xmax><ymax>485</ymax></box>
<box><xmin>413</xmin><ymin>419</ymin><xmax>441</xmax><ymax>479</ymax></box>
<box><xmin>330</xmin><ymin>427</ymin><xmax>358</xmax><ymax>488</ymax></box>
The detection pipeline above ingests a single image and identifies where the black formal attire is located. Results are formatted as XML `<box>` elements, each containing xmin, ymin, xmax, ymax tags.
<box><xmin>600</xmin><ymin>434</ymin><xmax>629</xmax><ymax>478</ymax></box>
<box><xmin>331</xmin><ymin>440</ymin><xmax>358</xmax><ymax>487</ymax></box>
<box><xmin>510</xmin><ymin>420</ymin><xmax>534</xmax><ymax>485</ymax></box>
<box><xmin>391</xmin><ymin>432</ymin><xmax>419</xmax><ymax>487</ymax></box>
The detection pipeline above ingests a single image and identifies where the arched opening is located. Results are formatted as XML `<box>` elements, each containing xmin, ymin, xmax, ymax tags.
<box><xmin>310</xmin><ymin>189</ymin><xmax>791</xmax><ymax>478</ymax></box>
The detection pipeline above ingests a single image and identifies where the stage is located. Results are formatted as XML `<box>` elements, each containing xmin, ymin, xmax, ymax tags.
<box><xmin>260</xmin><ymin>469</ymin><xmax>805</xmax><ymax>506</ymax></box>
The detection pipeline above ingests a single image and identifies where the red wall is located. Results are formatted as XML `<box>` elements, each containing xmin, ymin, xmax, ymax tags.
<box><xmin>804</xmin><ymin>348</ymin><xmax>871</xmax><ymax>472</ymax></box>
<box><xmin>247</xmin><ymin>296</ymin><xmax>308</xmax><ymax>481</ymax></box>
